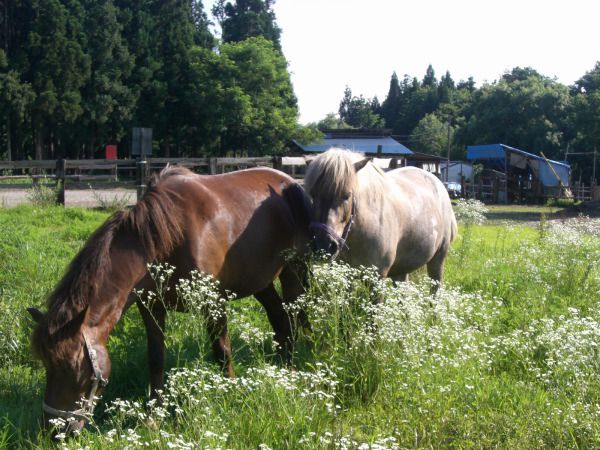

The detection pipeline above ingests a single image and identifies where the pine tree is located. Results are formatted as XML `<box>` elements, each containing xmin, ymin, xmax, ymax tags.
<box><xmin>216</xmin><ymin>0</ymin><xmax>282</xmax><ymax>50</ymax></box>
<box><xmin>78</xmin><ymin>0</ymin><xmax>135</xmax><ymax>158</ymax></box>
<box><xmin>25</xmin><ymin>0</ymin><xmax>90</xmax><ymax>159</ymax></box>
<box><xmin>381</xmin><ymin>72</ymin><xmax>402</xmax><ymax>130</ymax></box>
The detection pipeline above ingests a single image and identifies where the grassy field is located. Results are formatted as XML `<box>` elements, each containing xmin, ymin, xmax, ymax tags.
<box><xmin>0</xmin><ymin>203</ymin><xmax>598</xmax><ymax>449</ymax></box>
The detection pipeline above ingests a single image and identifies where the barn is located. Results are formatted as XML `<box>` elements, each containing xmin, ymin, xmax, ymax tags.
<box><xmin>466</xmin><ymin>143</ymin><xmax>571</xmax><ymax>203</ymax></box>
<box><xmin>292</xmin><ymin>129</ymin><xmax>444</xmax><ymax>174</ymax></box>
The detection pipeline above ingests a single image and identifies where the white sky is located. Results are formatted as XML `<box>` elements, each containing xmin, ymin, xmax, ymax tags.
<box><xmin>206</xmin><ymin>0</ymin><xmax>600</xmax><ymax>124</ymax></box>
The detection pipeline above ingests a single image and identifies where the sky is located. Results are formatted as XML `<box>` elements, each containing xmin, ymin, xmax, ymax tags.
<box><xmin>206</xmin><ymin>0</ymin><xmax>600</xmax><ymax>124</ymax></box>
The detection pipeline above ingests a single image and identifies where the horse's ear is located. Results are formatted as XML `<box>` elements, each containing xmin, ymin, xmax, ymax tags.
<box><xmin>303</xmin><ymin>155</ymin><xmax>313</xmax><ymax>167</ymax></box>
<box><xmin>67</xmin><ymin>305</ymin><xmax>88</xmax><ymax>331</ymax></box>
<box><xmin>354</xmin><ymin>157</ymin><xmax>370</xmax><ymax>173</ymax></box>
<box><xmin>27</xmin><ymin>307</ymin><xmax>45</xmax><ymax>324</ymax></box>
<box><xmin>47</xmin><ymin>305</ymin><xmax>89</xmax><ymax>335</ymax></box>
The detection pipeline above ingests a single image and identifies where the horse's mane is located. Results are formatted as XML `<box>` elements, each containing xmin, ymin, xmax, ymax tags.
<box><xmin>40</xmin><ymin>166</ymin><xmax>189</xmax><ymax>337</ymax></box>
<box><xmin>304</xmin><ymin>148</ymin><xmax>385</xmax><ymax>199</ymax></box>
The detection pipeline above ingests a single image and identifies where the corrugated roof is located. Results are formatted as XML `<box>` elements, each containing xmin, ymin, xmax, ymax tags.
<box><xmin>467</xmin><ymin>144</ymin><xmax>570</xmax><ymax>168</ymax></box>
<box><xmin>294</xmin><ymin>137</ymin><xmax>413</xmax><ymax>155</ymax></box>
<box><xmin>466</xmin><ymin>143</ymin><xmax>570</xmax><ymax>187</ymax></box>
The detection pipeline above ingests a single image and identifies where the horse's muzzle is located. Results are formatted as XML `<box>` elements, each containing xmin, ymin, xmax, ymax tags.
<box><xmin>311</xmin><ymin>233</ymin><xmax>340</xmax><ymax>259</ymax></box>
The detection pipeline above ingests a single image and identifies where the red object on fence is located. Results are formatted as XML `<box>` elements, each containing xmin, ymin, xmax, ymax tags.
<box><xmin>105</xmin><ymin>145</ymin><xmax>117</xmax><ymax>160</ymax></box>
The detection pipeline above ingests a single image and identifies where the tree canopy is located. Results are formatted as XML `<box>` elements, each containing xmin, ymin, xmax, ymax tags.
<box><xmin>331</xmin><ymin>64</ymin><xmax>600</xmax><ymax>182</ymax></box>
<box><xmin>0</xmin><ymin>0</ymin><xmax>308</xmax><ymax>159</ymax></box>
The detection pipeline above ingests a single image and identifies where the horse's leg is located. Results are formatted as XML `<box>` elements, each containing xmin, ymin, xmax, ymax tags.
<box><xmin>391</xmin><ymin>272</ymin><xmax>409</xmax><ymax>284</ymax></box>
<box><xmin>136</xmin><ymin>300</ymin><xmax>166</xmax><ymax>399</ymax></box>
<box><xmin>427</xmin><ymin>246</ymin><xmax>449</xmax><ymax>294</ymax></box>
<box><xmin>255</xmin><ymin>283</ymin><xmax>294</xmax><ymax>363</ymax></box>
<box><xmin>207</xmin><ymin>313</ymin><xmax>234</xmax><ymax>377</ymax></box>
<box><xmin>279</xmin><ymin>263</ymin><xmax>311</xmax><ymax>331</ymax></box>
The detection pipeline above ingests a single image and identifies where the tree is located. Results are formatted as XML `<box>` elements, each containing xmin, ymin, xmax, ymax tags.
<box><xmin>191</xmin><ymin>0</ymin><xmax>216</xmax><ymax>49</ymax></box>
<box><xmin>338</xmin><ymin>86</ymin><xmax>384</xmax><ymax>129</ymax></box>
<box><xmin>422</xmin><ymin>64</ymin><xmax>437</xmax><ymax>87</ymax></box>
<box><xmin>216</xmin><ymin>37</ymin><xmax>299</xmax><ymax>155</ymax></box>
<box><xmin>25</xmin><ymin>0</ymin><xmax>90</xmax><ymax>159</ymax></box>
<box><xmin>381</xmin><ymin>72</ymin><xmax>402</xmax><ymax>130</ymax></box>
<box><xmin>78</xmin><ymin>0</ymin><xmax>135</xmax><ymax>158</ymax></box>
<box><xmin>409</xmin><ymin>113</ymin><xmax>453</xmax><ymax>156</ymax></box>
<box><xmin>215</xmin><ymin>0</ymin><xmax>282</xmax><ymax>50</ymax></box>
<box><xmin>0</xmin><ymin>50</ymin><xmax>34</xmax><ymax>160</ymax></box>
<box><xmin>438</xmin><ymin>70</ymin><xmax>455</xmax><ymax>103</ymax></box>
<box><xmin>314</xmin><ymin>113</ymin><xmax>352</xmax><ymax>131</ymax></box>
<box><xmin>457</xmin><ymin>67</ymin><xmax>570</xmax><ymax>159</ymax></box>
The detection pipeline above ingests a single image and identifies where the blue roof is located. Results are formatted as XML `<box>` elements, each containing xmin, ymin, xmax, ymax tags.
<box><xmin>294</xmin><ymin>137</ymin><xmax>413</xmax><ymax>155</ymax></box>
<box><xmin>466</xmin><ymin>144</ymin><xmax>570</xmax><ymax>187</ymax></box>
<box><xmin>467</xmin><ymin>144</ymin><xmax>569</xmax><ymax>168</ymax></box>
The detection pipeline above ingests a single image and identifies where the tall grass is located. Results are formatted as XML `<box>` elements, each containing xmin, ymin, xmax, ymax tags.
<box><xmin>0</xmin><ymin>205</ymin><xmax>598</xmax><ymax>448</ymax></box>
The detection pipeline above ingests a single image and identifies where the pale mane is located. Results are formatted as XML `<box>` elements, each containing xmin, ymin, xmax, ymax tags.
<box><xmin>304</xmin><ymin>148</ymin><xmax>386</xmax><ymax>200</ymax></box>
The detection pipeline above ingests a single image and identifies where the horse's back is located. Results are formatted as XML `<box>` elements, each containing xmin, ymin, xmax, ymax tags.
<box><xmin>158</xmin><ymin>167</ymin><xmax>310</xmax><ymax>296</ymax></box>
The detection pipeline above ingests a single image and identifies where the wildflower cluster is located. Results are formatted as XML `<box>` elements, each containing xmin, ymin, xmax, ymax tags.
<box><xmin>497</xmin><ymin>307</ymin><xmax>600</xmax><ymax>390</ymax></box>
<box><xmin>176</xmin><ymin>270</ymin><xmax>231</xmax><ymax>322</ymax></box>
<box><xmin>453</xmin><ymin>198</ymin><xmax>488</xmax><ymax>225</ymax></box>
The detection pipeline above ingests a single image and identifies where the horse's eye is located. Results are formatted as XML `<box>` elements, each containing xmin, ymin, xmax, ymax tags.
<box><xmin>342</xmin><ymin>193</ymin><xmax>351</xmax><ymax>202</ymax></box>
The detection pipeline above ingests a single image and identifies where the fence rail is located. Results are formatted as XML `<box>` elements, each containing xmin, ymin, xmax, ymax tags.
<box><xmin>0</xmin><ymin>157</ymin><xmax>308</xmax><ymax>205</ymax></box>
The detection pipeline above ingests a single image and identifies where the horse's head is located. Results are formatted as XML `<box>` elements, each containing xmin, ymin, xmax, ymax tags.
<box><xmin>28</xmin><ymin>307</ymin><xmax>110</xmax><ymax>434</ymax></box>
<box><xmin>304</xmin><ymin>148</ymin><xmax>370</xmax><ymax>258</ymax></box>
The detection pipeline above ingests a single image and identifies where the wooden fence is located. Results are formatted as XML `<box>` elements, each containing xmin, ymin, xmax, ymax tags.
<box><xmin>0</xmin><ymin>157</ymin><xmax>308</xmax><ymax>205</ymax></box>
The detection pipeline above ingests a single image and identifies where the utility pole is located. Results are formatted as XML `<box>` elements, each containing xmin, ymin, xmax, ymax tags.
<box><xmin>446</xmin><ymin>123</ymin><xmax>451</xmax><ymax>182</ymax></box>
<box><xmin>593</xmin><ymin>148</ymin><xmax>597</xmax><ymax>186</ymax></box>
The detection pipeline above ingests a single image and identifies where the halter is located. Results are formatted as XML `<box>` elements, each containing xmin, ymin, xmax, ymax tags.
<box><xmin>309</xmin><ymin>194</ymin><xmax>356</xmax><ymax>253</ymax></box>
<box><xmin>43</xmin><ymin>330</ymin><xmax>108</xmax><ymax>427</ymax></box>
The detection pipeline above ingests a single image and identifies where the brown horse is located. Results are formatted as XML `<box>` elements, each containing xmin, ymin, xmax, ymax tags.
<box><xmin>28</xmin><ymin>166</ymin><xmax>311</xmax><ymax>432</ymax></box>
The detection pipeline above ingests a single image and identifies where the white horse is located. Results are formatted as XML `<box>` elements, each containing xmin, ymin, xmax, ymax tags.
<box><xmin>304</xmin><ymin>148</ymin><xmax>457</xmax><ymax>285</ymax></box>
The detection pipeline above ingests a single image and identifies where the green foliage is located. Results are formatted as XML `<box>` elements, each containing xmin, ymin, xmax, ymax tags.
<box><xmin>0</xmin><ymin>0</ymin><xmax>302</xmax><ymax>160</ymax></box>
<box><xmin>313</xmin><ymin>112</ymin><xmax>352</xmax><ymax>131</ymax></box>
<box><xmin>338</xmin><ymin>86</ymin><xmax>384</xmax><ymax>129</ymax></box>
<box><xmin>409</xmin><ymin>112</ymin><xmax>452</xmax><ymax>155</ymax></box>
<box><xmin>337</xmin><ymin>62</ymin><xmax>600</xmax><ymax>178</ymax></box>
<box><xmin>458</xmin><ymin>67</ymin><xmax>570</xmax><ymax>159</ymax></box>
<box><xmin>215</xmin><ymin>37</ymin><xmax>300</xmax><ymax>155</ymax></box>
<box><xmin>216</xmin><ymin>0</ymin><xmax>282</xmax><ymax>50</ymax></box>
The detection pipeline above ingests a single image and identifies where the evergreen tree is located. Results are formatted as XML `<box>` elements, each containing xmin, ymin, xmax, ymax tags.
<box><xmin>338</xmin><ymin>86</ymin><xmax>384</xmax><ymax>129</ymax></box>
<box><xmin>0</xmin><ymin>50</ymin><xmax>34</xmax><ymax>160</ymax></box>
<box><xmin>78</xmin><ymin>0</ymin><xmax>135</xmax><ymax>158</ymax></box>
<box><xmin>422</xmin><ymin>64</ymin><xmax>437</xmax><ymax>87</ymax></box>
<box><xmin>381</xmin><ymin>72</ymin><xmax>402</xmax><ymax>130</ymax></box>
<box><xmin>25</xmin><ymin>0</ymin><xmax>90</xmax><ymax>159</ymax></box>
<box><xmin>438</xmin><ymin>70</ymin><xmax>455</xmax><ymax>104</ymax></box>
<box><xmin>215</xmin><ymin>0</ymin><xmax>281</xmax><ymax>50</ymax></box>
<box><xmin>216</xmin><ymin>37</ymin><xmax>299</xmax><ymax>155</ymax></box>
<box><xmin>191</xmin><ymin>0</ymin><xmax>216</xmax><ymax>48</ymax></box>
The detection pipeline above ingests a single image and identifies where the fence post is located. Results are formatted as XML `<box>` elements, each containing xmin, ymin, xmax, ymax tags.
<box><xmin>55</xmin><ymin>158</ymin><xmax>66</xmax><ymax>206</ymax></box>
<box><xmin>272</xmin><ymin>156</ymin><xmax>283</xmax><ymax>171</ymax></box>
<box><xmin>209</xmin><ymin>157</ymin><xmax>218</xmax><ymax>175</ymax></box>
<box><xmin>136</xmin><ymin>158</ymin><xmax>148</xmax><ymax>201</ymax></box>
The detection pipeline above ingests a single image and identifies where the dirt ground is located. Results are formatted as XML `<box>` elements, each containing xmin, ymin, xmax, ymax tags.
<box><xmin>0</xmin><ymin>186</ymin><xmax>137</xmax><ymax>208</ymax></box>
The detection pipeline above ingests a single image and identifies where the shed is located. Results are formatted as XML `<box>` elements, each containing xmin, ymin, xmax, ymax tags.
<box><xmin>441</xmin><ymin>161</ymin><xmax>473</xmax><ymax>183</ymax></box>
<box><xmin>467</xmin><ymin>144</ymin><xmax>571</xmax><ymax>202</ymax></box>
